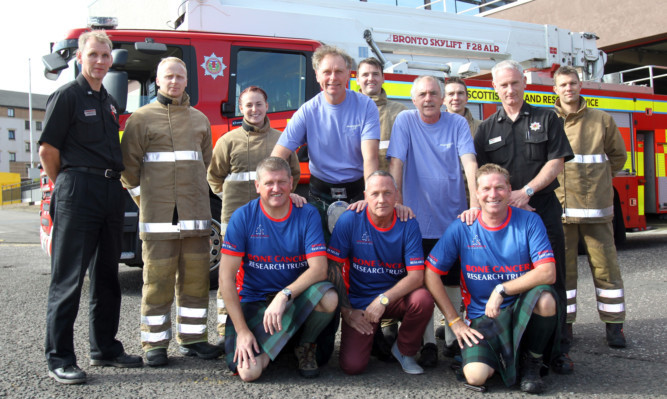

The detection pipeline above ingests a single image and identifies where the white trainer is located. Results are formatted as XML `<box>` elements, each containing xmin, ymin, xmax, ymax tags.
<box><xmin>391</xmin><ymin>341</ymin><xmax>424</xmax><ymax>375</ymax></box>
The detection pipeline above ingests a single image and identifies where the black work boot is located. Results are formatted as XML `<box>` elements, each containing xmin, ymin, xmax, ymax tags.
<box><xmin>179</xmin><ymin>342</ymin><xmax>223</xmax><ymax>359</ymax></box>
<box><xmin>606</xmin><ymin>323</ymin><xmax>626</xmax><ymax>348</ymax></box>
<box><xmin>520</xmin><ymin>352</ymin><xmax>546</xmax><ymax>394</ymax></box>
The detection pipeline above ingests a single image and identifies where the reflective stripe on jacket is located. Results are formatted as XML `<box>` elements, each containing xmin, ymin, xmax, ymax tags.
<box><xmin>121</xmin><ymin>91</ymin><xmax>213</xmax><ymax>240</ymax></box>
<box><xmin>555</xmin><ymin>97</ymin><xmax>627</xmax><ymax>223</ymax></box>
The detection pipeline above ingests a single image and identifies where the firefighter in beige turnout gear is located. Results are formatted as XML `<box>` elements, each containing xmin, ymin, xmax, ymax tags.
<box><xmin>553</xmin><ymin>66</ymin><xmax>628</xmax><ymax>348</ymax></box>
<box><xmin>207</xmin><ymin>86</ymin><xmax>301</xmax><ymax>346</ymax></box>
<box><xmin>121</xmin><ymin>57</ymin><xmax>221</xmax><ymax>366</ymax></box>
<box><xmin>356</xmin><ymin>58</ymin><xmax>408</xmax><ymax>171</ymax></box>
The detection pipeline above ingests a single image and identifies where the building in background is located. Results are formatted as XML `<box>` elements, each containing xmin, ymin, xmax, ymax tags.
<box><xmin>481</xmin><ymin>0</ymin><xmax>667</xmax><ymax>94</ymax></box>
<box><xmin>0</xmin><ymin>90</ymin><xmax>48</xmax><ymax>179</ymax></box>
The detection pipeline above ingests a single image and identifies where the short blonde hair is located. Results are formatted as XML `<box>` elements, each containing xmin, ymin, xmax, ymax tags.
<box><xmin>476</xmin><ymin>163</ymin><xmax>511</xmax><ymax>186</ymax></box>
<box><xmin>78</xmin><ymin>30</ymin><xmax>112</xmax><ymax>53</ymax></box>
<box><xmin>256</xmin><ymin>157</ymin><xmax>291</xmax><ymax>182</ymax></box>
<box><xmin>157</xmin><ymin>57</ymin><xmax>187</xmax><ymax>75</ymax></box>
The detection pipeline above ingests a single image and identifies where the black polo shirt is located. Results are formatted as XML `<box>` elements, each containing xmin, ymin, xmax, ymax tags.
<box><xmin>39</xmin><ymin>74</ymin><xmax>124</xmax><ymax>172</ymax></box>
<box><xmin>474</xmin><ymin>102</ymin><xmax>573</xmax><ymax>195</ymax></box>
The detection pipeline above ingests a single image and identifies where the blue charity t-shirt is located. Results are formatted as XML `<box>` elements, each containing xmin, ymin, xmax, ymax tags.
<box><xmin>387</xmin><ymin>109</ymin><xmax>474</xmax><ymax>239</ymax></box>
<box><xmin>277</xmin><ymin>89</ymin><xmax>380</xmax><ymax>184</ymax></box>
<box><xmin>425</xmin><ymin>207</ymin><xmax>555</xmax><ymax>320</ymax></box>
<box><xmin>327</xmin><ymin>208</ymin><xmax>424</xmax><ymax>309</ymax></box>
<box><xmin>221</xmin><ymin>198</ymin><xmax>327</xmax><ymax>302</ymax></box>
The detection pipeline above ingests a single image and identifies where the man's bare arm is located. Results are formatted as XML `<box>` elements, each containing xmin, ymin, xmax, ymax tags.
<box><xmin>361</xmin><ymin>139</ymin><xmax>379</xmax><ymax>180</ymax></box>
<box><xmin>327</xmin><ymin>258</ymin><xmax>351</xmax><ymax>309</ymax></box>
<box><xmin>461</xmin><ymin>153</ymin><xmax>479</xmax><ymax>208</ymax></box>
<box><xmin>510</xmin><ymin>158</ymin><xmax>564</xmax><ymax>209</ymax></box>
<box><xmin>39</xmin><ymin>143</ymin><xmax>61</xmax><ymax>183</ymax></box>
<box><xmin>219</xmin><ymin>253</ymin><xmax>259</xmax><ymax>366</ymax></box>
<box><xmin>364</xmin><ymin>269</ymin><xmax>424</xmax><ymax>323</ymax></box>
<box><xmin>388</xmin><ymin>157</ymin><xmax>404</xmax><ymax>204</ymax></box>
<box><xmin>271</xmin><ymin>144</ymin><xmax>292</xmax><ymax>160</ymax></box>
<box><xmin>527</xmin><ymin>158</ymin><xmax>564</xmax><ymax>194</ymax></box>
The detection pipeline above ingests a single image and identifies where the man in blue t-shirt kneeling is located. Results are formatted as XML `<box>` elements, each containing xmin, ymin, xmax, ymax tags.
<box><xmin>425</xmin><ymin>164</ymin><xmax>559</xmax><ymax>394</ymax></box>
<box><xmin>219</xmin><ymin>157</ymin><xmax>338</xmax><ymax>382</ymax></box>
<box><xmin>328</xmin><ymin>170</ymin><xmax>434</xmax><ymax>375</ymax></box>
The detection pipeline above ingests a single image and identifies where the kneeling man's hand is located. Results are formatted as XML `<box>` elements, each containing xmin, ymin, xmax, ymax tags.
<box><xmin>235</xmin><ymin>329</ymin><xmax>260</xmax><ymax>369</ymax></box>
<box><xmin>364</xmin><ymin>297</ymin><xmax>386</xmax><ymax>324</ymax></box>
<box><xmin>342</xmin><ymin>307</ymin><xmax>373</xmax><ymax>335</ymax></box>
<box><xmin>264</xmin><ymin>294</ymin><xmax>289</xmax><ymax>335</ymax></box>
<box><xmin>485</xmin><ymin>290</ymin><xmax>504</xmax><ymax>319</ymax></box>
<box><xmin>451</xmin><ymin>320</ymin><xmax>484</xmax><ymax>349</ymax></box>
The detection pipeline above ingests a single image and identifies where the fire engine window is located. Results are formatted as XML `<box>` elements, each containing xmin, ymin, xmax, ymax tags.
<box><xmin>117</xmin><ymin>43</ymin><xmax>185</xmax><ymax>113</ymax></box>
<box><xmin>234</xmin><ymin>50</ymin><xmax>307</xmax><ymax>116</ymax></box>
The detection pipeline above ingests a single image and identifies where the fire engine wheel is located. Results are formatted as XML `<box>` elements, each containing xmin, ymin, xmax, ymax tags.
<box><xmin>209</xmin><ymin>219</ymin><xmax>222</xmax><ymax>290</ymax></box>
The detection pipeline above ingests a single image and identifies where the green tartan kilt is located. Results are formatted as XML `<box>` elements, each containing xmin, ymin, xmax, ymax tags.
<box><xmin>461</xmin><ymin>285</ymin><xmax>560</xmax><ymax>387</ymax></box>
<box><xmin>225</xmin><ymin>281</ymin><xmax>333</xmax><ymax>372</ymax></box>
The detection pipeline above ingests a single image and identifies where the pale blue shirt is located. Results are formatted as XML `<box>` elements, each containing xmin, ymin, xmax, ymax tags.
<box><xmin>387</xmin><ymin>110</ymin><xmax>474</xmax><ymax>239</ymax></box>
<box><xmin>277</xmin><ymin>90</ymin><xmax>380</xmax><ymax>183</ymax></box>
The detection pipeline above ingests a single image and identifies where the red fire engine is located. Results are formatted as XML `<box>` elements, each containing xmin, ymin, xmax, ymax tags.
<box><xmin>39</xmin><ymin>0</ymin><xmax>667</xmax><ymax>283</ymax></box>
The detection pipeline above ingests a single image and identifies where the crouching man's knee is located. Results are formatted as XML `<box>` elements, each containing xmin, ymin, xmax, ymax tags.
<box><xmin>237</xmin><ymin>353</ymin><xmax>270</xmax><ymax>382</ymax></box>
<box><xmin>533</xmin><ymin>291</ymin><xmax>556</xmax><ymax>317</ymax></box>
<box><xmin>314</xmin><ymin>289</ymin><xmax>338</xmax><ymax>313</ymax></box>
<box><xmin>463</xmin><ymin>362</ymin><xmax>495</xmax><ymax>386</ymax></box>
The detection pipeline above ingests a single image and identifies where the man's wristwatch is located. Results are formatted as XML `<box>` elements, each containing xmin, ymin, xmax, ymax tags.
<box><xmin>494</xmin><ymin>284</ymin><xmax>509</xmax><ymax>298</ymax></box>
<box><xmin>378</xmin><ymin>293</ymin><xmax>390</xmax><ymax>306</ymax></box>
<box><xmin>281</xmin><ymin>288</ymin><xmax>292</xmax><ymax>301</ymax></box>
<box><xmin>524</xmin><ymin>185</ymin><xmax>535</xmax><ymax>197</ymax></box>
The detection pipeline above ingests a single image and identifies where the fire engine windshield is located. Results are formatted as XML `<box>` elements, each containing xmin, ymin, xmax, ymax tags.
<box><xmin>113</xmin><ymin>43</ymin><xmax>185</xmax><ymax>113</ymax></box>
<box><xmin>232</xmin><ymin>50</ymin><xmax>307</xmax><ymax>116</ymax></box>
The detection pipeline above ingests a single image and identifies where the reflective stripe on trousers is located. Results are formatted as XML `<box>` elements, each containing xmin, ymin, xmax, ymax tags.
<box><xmin>177</xmin><ymin>306</ymin><xmax>207</xmax><ymax>318</ymax></box>
<box><xmin>597</xmin><ymin>302</ymin><xmax>625</xmax><ymax>313</ymax></box>
<box><xmin>141</xmin><ymin>314</ymin><xmax>169</xmax><ymax>326</ymax></box>
<box><xmin>141</xmin><ymin>330</ymin><xmax>172</xmax><ymax>343</ymax></box>
<box><xmin>563</xmin><ymin>206</ymin><xmax>614</xmax><ymax>218</ymax></box>
<box><xmin>596</xmin><ymin>288</ymin><xmax>624</xmax><ymax>298</ymax></box>
<box><xmin>178</xmin><ymin>323</ymin><xmax>207</xmax><ymax>335</ymax></box>
<box><xmin>140</xmin><ymin>219</ymin><xmax>211</xmax><ymax>233</ymax></box>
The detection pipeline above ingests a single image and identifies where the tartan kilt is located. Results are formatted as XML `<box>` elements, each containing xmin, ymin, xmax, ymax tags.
<box><xmin>225</xmin><ymin>281</ymin><xmax>334</xmax><ymax>372</ymax></box>
<box><xmin>462</xmin><ymin>285</ymin><xmax>560</xmax><ymax>386</ymax></box>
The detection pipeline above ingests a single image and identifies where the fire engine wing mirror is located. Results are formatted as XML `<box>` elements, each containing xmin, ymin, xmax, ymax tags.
<box><xmin>135</xmin><ymin>39</ymin><xmax>168</xmax><ymax>55</ymax></box>
<box><xmin>221</xmin><ymin>102</ymin><xmax>236</xmax><ymax>116</ymax></box>
<box><xmin>42</xmin><ymin>52</ymin><xmax>69</xmax><ymax>80</ymax></box>
<box><xmin>103</xmin><ymin>71</ymin><xmax>128</xmax><ymax>114</ymax></box>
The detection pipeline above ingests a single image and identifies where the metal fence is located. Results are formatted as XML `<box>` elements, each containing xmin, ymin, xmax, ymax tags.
<box><xmin>1</xmin><ymin>179</ymin><xmax>41</xmax><ymax>206</ymax></box>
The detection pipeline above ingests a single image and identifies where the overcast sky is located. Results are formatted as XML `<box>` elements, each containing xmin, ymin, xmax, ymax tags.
<box><xmin>0</xmin><ymin>0</ymin><xmax>474</xmax><ymax>96</ymax></box>
<box><xmin>0</xmin><ymin>0</ymin><xmax>91</xmax><ymax>95</ymax></box>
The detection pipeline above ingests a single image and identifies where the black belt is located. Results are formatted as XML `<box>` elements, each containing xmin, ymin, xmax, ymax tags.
<box><xmin>309</xmin><ymin>174</ymin><xmax>364</xmax><ymax>200</ymax></box>
<box><xmin>65</xmin><ymin>166</ymin><xmax>121</xmax><ymax>180</ymax></box>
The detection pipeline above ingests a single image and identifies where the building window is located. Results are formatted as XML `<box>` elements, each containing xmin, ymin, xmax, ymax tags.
<box><xmin>7</xmin><ymin>108</ymin><xmax>15</xmax><ymax>117</ymax></box>
<box><xmin>25</xmin><ymin>141</ymin><xmax>31</xmax><ymax>152</ymax></box>
<box><xmin>36</xmin><ymin>121</ymin><xmax>42</xmax><ymax>131</ymax></box>
<box><xmin>8</xmin><ymin>130</ymin><xmax>16</xmax><ymax>140</ymax></box>
<box><xmin>25</xmin><ymin>120</ymin><xmax>30</xmax><ymax>129</ymax></box>
<box><xmin>9</xmin><ymin>152</ymin><xmax>16</xmax><ymax>162</ymax></box>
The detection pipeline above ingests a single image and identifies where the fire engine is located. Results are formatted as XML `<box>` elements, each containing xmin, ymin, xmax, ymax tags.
<box><xmin>39</xmin><ymin>0</ymin><xmax>667</xmax><ymax>284</ymax></box>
